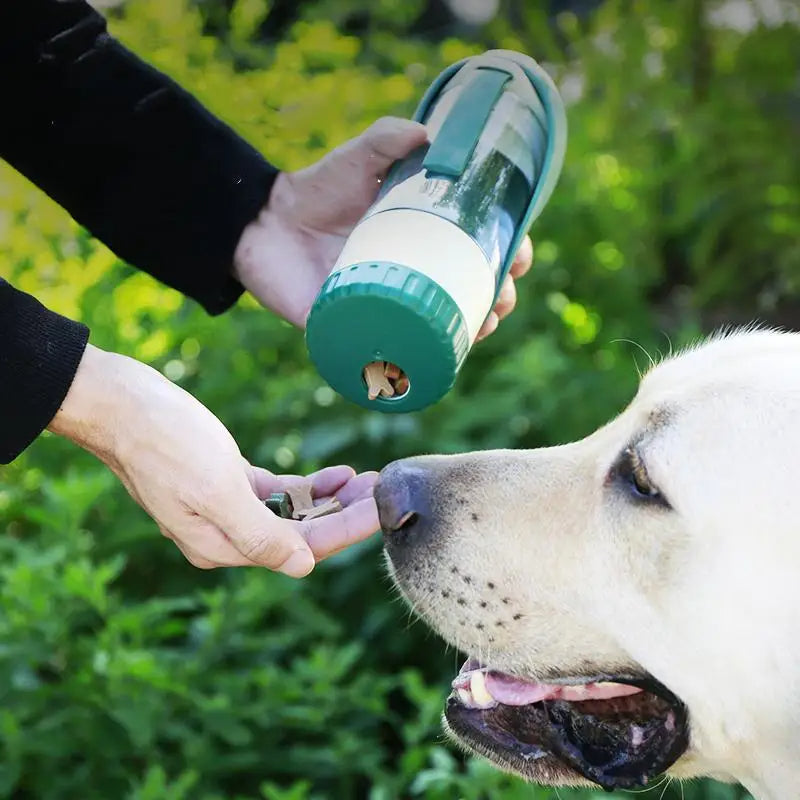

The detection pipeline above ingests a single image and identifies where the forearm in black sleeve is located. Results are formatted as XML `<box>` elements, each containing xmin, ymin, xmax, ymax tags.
<box><xmin>0</xmin><ymin>0</ymin><xmax>279</xmax><ymax>315</ymax></box>
<box><xmin>0</xmin><ymin>279</ymin><xmax>89</xmax><ymax>464</ymax></box>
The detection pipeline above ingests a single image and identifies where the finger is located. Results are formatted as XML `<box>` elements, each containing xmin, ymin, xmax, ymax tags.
<box><xmin>510</xmin><ymin>235</ymin><xmax>534</xmax><ymax>278</ymax></box>
<box><xmin>285</xmin><ymin>470</ymin><xmax>377</xmax><ymax>509</ymax></box>
<box><xmin>475</xmin><ymin>311</ymin><xmax>499</xmax><ymax>342</ymax></box>
<box><xmin>247</xmin><ymin>465</ymin><xmax>307</xmax><ymax>499</ymax></box>
<box><xmin>310</xmin><ymin>465</ymin><xmax>358</xmax><ymax>497</ymax></box>
<box><xmin>205</xmin><ymin>486</ymin><xmax>315</xmax><ymax>577</ymax></box>
<box><xmin>249</xmin><ymin>464</ymin><xmax>358</xmax><ymax>500</ymax></box>
<box><xmin>355</xmin><ymin>116</ymin><xmax>429</xmax><ymax>174</ymax></box>
<box><xmin>290</xmin><ymin>117</ymin><xmax>428</xmax><ymax>228</ymax></box>
<box><xmin>492</xmin><ymin>275</ymin><xmax>517</xmax><ymax>321</ymax></box>
<box><xmin>329</xmin><ymin>471</ymin><xmax>378</xmax><ymax>507</ymax></box>
<box><xmin>301</xmin><ymin>497</ymin><xmax>380</xmax><ymax>562</ymax></box>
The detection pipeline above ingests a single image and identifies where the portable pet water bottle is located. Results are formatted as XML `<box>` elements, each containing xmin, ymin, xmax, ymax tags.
<box><xmin>305</xmin><ymin>50</ymin><xmax>567</xmax><ymax>413</ymax></box>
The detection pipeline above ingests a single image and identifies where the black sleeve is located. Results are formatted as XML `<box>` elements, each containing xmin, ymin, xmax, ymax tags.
<box><xmin>0</xmin><ymin>279</ymin><xmax>89</xmax><ymax>465</ymax></box>
<box><xmin>0</xmin><ymin>0</ymin><xmax>280</xmax><ymax>315</ymax></box>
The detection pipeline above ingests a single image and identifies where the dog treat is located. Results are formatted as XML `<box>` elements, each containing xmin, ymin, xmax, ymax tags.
<box><xmin>363</xmin><ymin>360</ymin><xmax>410</xmax><ymax>400</ymax></box>
<box><xmin>266</xmin><ymin>485</ymin><xmax>344</xmax><ymax>521</ymax></box>
<box><xmin>393</xmin><ymin>374</ymin><xmax>410</xmax><ymax>395</ymax></box>
<box><xmin>265</xmin><ymin>492</ymin><xmax>294</xmax><ymax>518</ymax></box>
<box><xmin>384</xmin><ymin>362</ymin><xmax>401</xmax><ymax>380</ymax></box>
<box><xmin>364</xmin><ymin>361</ymin><xmax>395</xmax><ymax>400</ymax></box>
<box><xmin>284</xmin><ymin>481</ymin><xmax>314</xmax><ymax>520</ymax></box>
<box><xmin>383</xmin><ymin>361</ymin><xmax>409</xmax><ymax>396</ymax></box>
<box><xmin>298</xmin><ymin>497</ymin><xmax>344</xmax><ymax>520</ymax></box>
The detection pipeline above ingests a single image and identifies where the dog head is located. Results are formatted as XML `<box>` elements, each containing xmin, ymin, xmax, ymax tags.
<box><xmin>375</xmin><ymin>329</ymin><xmax>800</xmax><ymax>795</ymax></box>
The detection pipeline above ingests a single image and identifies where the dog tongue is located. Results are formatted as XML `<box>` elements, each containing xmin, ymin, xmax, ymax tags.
<box><xmin>485</xmin><ymin>671</ymin><xmax>644</xmax><ymax>706</ymax></box>
<box><xmin>484</xmin><ymin>672</ymin><xmax>555</xmax><ymax>705</ymax></box>
<box><xmin>454</xmin><ymin>660</ymin><xmax>644</xmax><ymax>707</ymax></box>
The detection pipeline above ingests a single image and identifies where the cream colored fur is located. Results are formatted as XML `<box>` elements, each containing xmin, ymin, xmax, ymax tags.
<box><xmin>387</xmin><ymin>330</ymin><xmax>800</xmax><ymax>800</ymax></box>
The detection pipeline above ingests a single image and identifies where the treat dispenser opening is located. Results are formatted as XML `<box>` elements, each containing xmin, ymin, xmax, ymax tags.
<box><xmin>305</xmin><ymin>49</ymin><xmax>567</xmax><ymax>413</ymax></box>
<box><xmin>363</xmin><ymin>361</ymin><xmax>410</xmax><ymax>401</ymax></box>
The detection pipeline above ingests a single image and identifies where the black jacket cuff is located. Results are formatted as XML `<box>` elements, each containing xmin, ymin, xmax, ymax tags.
<box><xmin>0</xmin><ymin>280</ymin><xmax>90</xmax><ymax>464</ymax></box>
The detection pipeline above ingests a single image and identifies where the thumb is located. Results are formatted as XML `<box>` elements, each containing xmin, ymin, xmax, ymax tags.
<box><xmin>207</xmin><ymin>489</ymin><xmax>315</xmax><ymax>578</ymax></box>
<box><xmin>310</xmin><ymin>117</ymin><xmax>429</xmax><ymax>194</ymax></box>
<box><xmin>349</xmin><ymin>116</ymin><xmax>429</xmax><ymax>174</ymax></box>
<box><xmin>286</xmin><ymin>116</ymin><xmax>429</xmax><ymax>233</ymax></box>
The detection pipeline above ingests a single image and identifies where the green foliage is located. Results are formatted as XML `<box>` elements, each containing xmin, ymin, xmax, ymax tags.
<box><xmin>2</xmin><ymin>0</ymin><xmax>796</xmax><ymax>797</ymax></box>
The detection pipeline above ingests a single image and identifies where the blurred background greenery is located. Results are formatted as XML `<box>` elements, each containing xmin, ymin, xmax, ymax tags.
<box><xmin>1</xmin><ymin>0</ymin><xmax>798</xmax><ymax>797</ymax></box>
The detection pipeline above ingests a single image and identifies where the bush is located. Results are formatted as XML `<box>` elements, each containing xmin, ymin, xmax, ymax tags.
<box><xmin>2</xmin><ymin>0</ymin><xmax>796</xmax><ymax>797</ymax></box>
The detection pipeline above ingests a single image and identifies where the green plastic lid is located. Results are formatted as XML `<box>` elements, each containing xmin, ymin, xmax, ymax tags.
<box><xmin>306</xmin><ymin>261</ymin><xmax>469</xmax><ymax>413</ymax></box>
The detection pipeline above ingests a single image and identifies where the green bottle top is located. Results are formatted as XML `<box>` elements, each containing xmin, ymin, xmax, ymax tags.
<box><xmin>306</xmin><ymin>260</ymin><xmax>469</xmax><ymax>413</ymax></box>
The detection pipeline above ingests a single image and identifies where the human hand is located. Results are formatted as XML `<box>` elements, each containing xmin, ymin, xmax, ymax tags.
<box><xmin>48</xmin><ymin>345</ymin><xmax>380</xmax><ymax>576</ymax></box>
<box><xmin>233</xmin><ymin>117</ymin><xmax>534</xmax><ymax>340</ymax></box>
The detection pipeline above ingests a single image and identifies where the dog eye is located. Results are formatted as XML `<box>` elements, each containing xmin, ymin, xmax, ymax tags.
<box><xmin>613</xmin><ymin>447</ymin><xmax>669</xmax><ymax>507</ymax></box>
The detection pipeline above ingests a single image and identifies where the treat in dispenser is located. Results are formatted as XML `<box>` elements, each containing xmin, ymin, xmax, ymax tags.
<box><xmin>305</xmin><ymin>49</ymin><xmax>567</xmax><ymax>413</ymax></box>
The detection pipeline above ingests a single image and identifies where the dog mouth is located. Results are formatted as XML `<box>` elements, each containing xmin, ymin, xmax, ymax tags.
<box><xmin>445</xmin><ymin>660</ymin><xmax>689</xmax><ymax>791</ymax></box>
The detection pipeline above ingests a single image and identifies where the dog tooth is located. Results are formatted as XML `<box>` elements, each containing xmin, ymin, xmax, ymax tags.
<box><xmin>469</xmin><ymin>670</ymin><xmax>497</xmax><ymax>707</ymax></box>
<box><xmin>456</xmin><ymin>688</ymin><xmax>473</xmax><ymax>706</ymax></box>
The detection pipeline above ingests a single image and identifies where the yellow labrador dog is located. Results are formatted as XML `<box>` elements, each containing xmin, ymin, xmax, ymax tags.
<box><xmin>375</xmin><ymin>329</ymin><xmax>798</xmax><ymax>800</ymax></box>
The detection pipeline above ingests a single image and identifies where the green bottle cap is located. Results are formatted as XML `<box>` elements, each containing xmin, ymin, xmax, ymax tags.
<box><xmin>306</xmin><ymin>261</ymin><xmax>469</xmax><ymax>413</ymax></box>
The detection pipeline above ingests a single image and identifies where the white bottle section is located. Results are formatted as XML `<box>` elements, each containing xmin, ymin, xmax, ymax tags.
<box><xmin>330</xmin><ymin>208</ymin><xmax>496</xmax><ymax>344</ymax></box>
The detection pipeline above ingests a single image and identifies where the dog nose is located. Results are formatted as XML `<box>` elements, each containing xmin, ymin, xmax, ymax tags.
<box><xmin>375</xmin><ymin>459</ymin><xmax>432</xmax><ymax>548</ymax></box>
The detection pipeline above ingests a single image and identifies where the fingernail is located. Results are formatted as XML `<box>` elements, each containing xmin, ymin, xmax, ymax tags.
<box><xmin>279</xmin><ymin>548</ymin><xmax>315</xmax><ymax>578</ymax></box>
